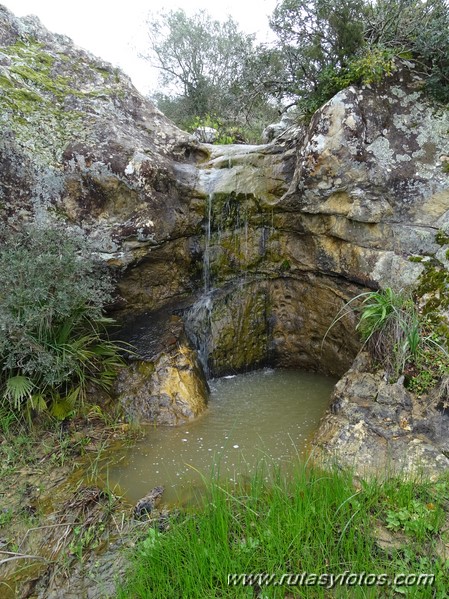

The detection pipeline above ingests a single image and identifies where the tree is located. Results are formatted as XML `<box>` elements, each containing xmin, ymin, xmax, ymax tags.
<box><xmin>268</xmin><ymin>0</ymin><xmax>367</xmax><ymax>100</ymax></box>
<box><xmin>144</xmin><ymin>9</ymin><xmax>259</xmax><ymax>129</ymax></box>
<box><xmin>265</xmin><ymin>0</ymin><xmax>449</xmax><ymax>114</ymax></box>
<box><xmin>364</xmin><ymin>0</ymin><xmax>449</xmax><ymax>102</ymax></box>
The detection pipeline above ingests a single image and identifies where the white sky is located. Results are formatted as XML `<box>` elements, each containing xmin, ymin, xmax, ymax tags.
<box><xmin>3</xmin><ymin>0</ymin><xmax>278</xmax><ymax>95</ymax></box>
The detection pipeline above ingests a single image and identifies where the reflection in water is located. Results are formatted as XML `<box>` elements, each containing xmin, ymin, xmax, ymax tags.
<box><xmin>108</xmin><ymin>369</ymin><xmax>336</xmax><ymax>505</ymax></box>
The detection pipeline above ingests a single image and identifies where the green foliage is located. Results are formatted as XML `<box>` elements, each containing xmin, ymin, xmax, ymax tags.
<box><xmin>404</xmin><ymin>250</ymin><xmax>449</xmax><ymax>393</ymax></box>
<box><xmin>386</xmin><ymin>499</ymin><xmax>444</xmax><ymax>540</ymax></box>
<box><xmin>435</xmin><ymin>229</ymin><xmax>449</xmax><ymax>245</ymax></box>
<box><xmin>144</xmin><ymin>1</ymin><xmax>449</xmax><ymax>135</ymax></box>
<box><xmin>69</xmin><ymin>522</ymin><xmax>106</xmax><ymax>562</ymax></box>
<box><xmin>0</xmin><ymin>224</ymin><xmax>125</xmax><ymax>424</ymax></box>
<box><xmin>145</xmin><ymin>9</ymin><xmax>278</xmax><ymax>135</ymax></box>
<box><xmin>268</xmin><ymin>0</ymin><xmax>449</xmax><ymax>119</ymax></box>
<box><xmin>342</xmin><ymin>46</ymin><xmax>398</xmax><ymax>85</ymax></box>
<box><xmin>0</xmin><ymin>508</ymin><xmax>13</xmax><ymax>527</ymax></box>
<box><xmin>364</xmin><ymin>0</ymin><xmax>449</xmax><ymax>103</ymax></box>
<box><xmin>356</xmin><ymin>288</ymin><xmax>421</xmax><ymax>377</ymax></box>
<box><xmin>119</xmin><ymin>465</ymin><xmax>449</xmax><ymax>598</ymax></box>
<box><xmin>269</xmin><ymin>0</ymin><xmax>366</xmax><ymax>85</ymax></box>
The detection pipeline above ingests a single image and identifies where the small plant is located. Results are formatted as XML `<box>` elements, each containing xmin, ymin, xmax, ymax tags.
<box><xmin>325</xmin><ymin>287</ymin><xmax>421</xmax><ymax>378</ymax></box>
<box><xmin>327</xmin><ymin>247</ymin><xmax>449</xmax><ymax>393</ymax></box>
<box><xmin>0</xmin><ymin>508</ymin><xmax>13</xmax><ymax>526</ymax></box>
<box><xmin>356</xmin><ymin>288</ymin><xmax>421</xmax><ymax>376</ymax></box>
<box><xmin>69</xmin><ymin>521</ymin><xmax>105</xmax><ymax>562</ymax></box>
<box><xmin>279</xmin><ymin>259</ymin><xmax>291</xmax><ymax>272</ymax></box>
<box><xmin>435</xmin><ymin>228</ymin><xmax>449</xmax><ymax>245</ymax></box>
<box><xmin>386</xmin><ymin>499</ymin><xmax>444</xmax><ymax>541</ymax></box>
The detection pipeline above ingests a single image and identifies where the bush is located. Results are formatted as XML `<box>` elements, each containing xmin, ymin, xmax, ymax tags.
<box><xmin>271</xmin><ymin>0</ymin><xmax>449</xmax><ymax>121</ymax></box>
<box><xmin>0</xmin><ymin>223</ymin><xmax>124</xmax><ymax>423</ymax></box>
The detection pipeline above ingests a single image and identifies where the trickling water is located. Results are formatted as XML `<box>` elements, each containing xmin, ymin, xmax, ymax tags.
<box><xmin>184</xmin><ymin>293</ymin><xmax>213</xmax><ymax>377</ymax></box>
<box><xmin>107</xmin><ymin>369</ymin><xmax>336</xmax><ymax>506</ymax></box>
<box><xmin>203</xmin><ymin>193</ymin><xmax>212</xmax><ymax>292</ymax></box>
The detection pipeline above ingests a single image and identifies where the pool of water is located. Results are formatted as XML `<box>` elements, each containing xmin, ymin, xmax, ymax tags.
<box><xmin>107</xmin><ymin>369</ymin><xmax>336</xmax><ymax>505</ymax></box>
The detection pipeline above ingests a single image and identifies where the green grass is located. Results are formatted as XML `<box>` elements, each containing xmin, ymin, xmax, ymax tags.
<box><xmin>118</xmin><ymin>465</ymin><xmax>449</xmax><ymax>598</ymax></box>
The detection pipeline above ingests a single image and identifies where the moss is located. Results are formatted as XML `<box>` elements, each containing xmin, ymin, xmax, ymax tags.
<box><xmin>435</xmin><ymin>229</ymin><xmax>449</xmax><ymax>246</ymax></box>
<box><xmin>0</xmin><ymin>74</ymin><xmax>14</xmax><ymax>89</ymax></box>
<box><xmin>0</xmin><ymin>34</ymin><xmax>119</xmax><ymax>164</ymax></box>
<box><xmin>416</xmin><ymin>264</ymin><xmax>449</xmax><ymax>313</ymax></box>
<box><xmin>442</xmin><ymin>162</ymin><xmax>449</xmax><ymax>174</ymax></box>
<box><xmin>279</xmin><ymin>259</ymin><xmax>291</xmax><ymax>272</ymax></box>
<box><xmin>137</xmin><ymin>362</ymin><xmax>155</xmax><ymax>377</ymax></box>
<box><xmin>408</xmin><ymin>255</ymin><xmax>424</xmax><ymax>263</ymax></box>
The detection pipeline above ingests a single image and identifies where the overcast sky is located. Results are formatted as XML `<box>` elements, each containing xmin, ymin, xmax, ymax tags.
<box><xmin>3</xmin><ymin>0</ymin><xmax>278</xmax><ymax>95</ymax></box>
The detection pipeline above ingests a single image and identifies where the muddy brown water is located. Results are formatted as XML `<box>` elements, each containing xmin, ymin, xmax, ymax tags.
<box><xmin>108</xmin><ymin>369</ymin><xmax>337</xmax><ymax>506</ymax></box>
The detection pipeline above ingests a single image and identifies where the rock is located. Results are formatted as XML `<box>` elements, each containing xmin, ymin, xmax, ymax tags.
<box><xmin>2</xmin><ymin>7</ymin><xmax>449</xmax><ymax>474</ymax></box>
<box><xmin>0</xmin><ymin>4</ymin><xmax>205</xmax><ymax>318</ymax></box>
<box><xmin>372</xmin><ymin>523</ymin><xmax>408</xmax><ymax>555</ymax></box>
<box><xmin>134</xmin><ymin>486</ymin><xmax>165</xmax><ymax>518</ymax></box>
<box><xmin>312</xmin><ymin>354</ymin><xmax>449</xmax><ymax>479</ymax></box>
<box><xmin>114</xmin><ymin>313</ymin><xmax>208</xmax><ymax>425</ymax></box>
<box><xmin>262</xmin><ymin>108</ymin><xmax>302</xmax><ymax>143</ymax></box>
<box><xmin>193</xmin><ymin>126</ymin><xmax>218</xmax><ymax>143</ymax></box>
<box><xmin>283</xmin><ymin>65</ymin><xmax>449</xmax><ymax>290</ymax></box>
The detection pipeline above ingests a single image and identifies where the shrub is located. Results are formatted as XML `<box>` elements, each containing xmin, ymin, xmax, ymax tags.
<box><xmin>0</xmin><ymin>223</ymin><xmax>124</xmax><ymax>423</ymax></box>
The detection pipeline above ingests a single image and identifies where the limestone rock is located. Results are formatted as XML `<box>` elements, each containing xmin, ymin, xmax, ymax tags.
<box><xmin>283</xmin><ymin>64</ymin><xmax>449</xmax><ymax>290</ymax></box>
<box><xmin>193</xmin><ymin>126</ymin><xmax>218</xmax><ymax>143</ymax></box>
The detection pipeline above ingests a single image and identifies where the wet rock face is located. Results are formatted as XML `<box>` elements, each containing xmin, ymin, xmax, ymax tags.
<box><xmin>184</xmin><ymin>275</ymin><xmax>360</xmax><ymax>378</ymax></box>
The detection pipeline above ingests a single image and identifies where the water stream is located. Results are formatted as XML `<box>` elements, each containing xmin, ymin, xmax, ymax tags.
<box><xmin>108</xmin><ymin>369</ymin><xmax>336</xmax><ymax>506</ymax></box>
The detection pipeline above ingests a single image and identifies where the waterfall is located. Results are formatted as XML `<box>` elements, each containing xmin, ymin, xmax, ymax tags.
<box><xmin>186</xmin><ymin>143</ymin><xmax>278</xmax><ymax>378</ymax></box>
